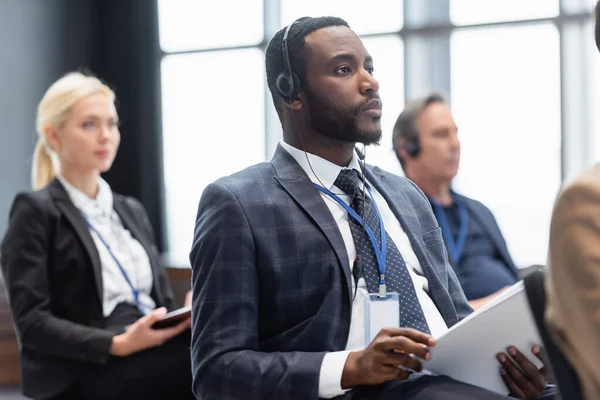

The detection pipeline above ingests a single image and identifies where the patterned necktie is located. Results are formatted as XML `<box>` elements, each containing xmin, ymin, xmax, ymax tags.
<box><xmin>334</xmin><ymin>169</ymin><xmax>431</xmax><ymax>334</ymax></box>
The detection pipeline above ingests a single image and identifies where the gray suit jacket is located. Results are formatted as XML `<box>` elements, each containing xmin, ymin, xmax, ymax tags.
<box><xmin>190</xmin><ymin>145</ymin><xmax>472</xmax><ymax>400</ymax></box>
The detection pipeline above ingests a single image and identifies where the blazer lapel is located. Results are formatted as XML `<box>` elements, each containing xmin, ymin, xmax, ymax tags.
<box><xmin>271</xmin><ymin>145</ymin><xmax>353</xmax><ymax>303</ymax></box>
<box><xmin>48</xmin><ymin>179</ymin><xmax>104</xmax><ymax>304</ymax></box>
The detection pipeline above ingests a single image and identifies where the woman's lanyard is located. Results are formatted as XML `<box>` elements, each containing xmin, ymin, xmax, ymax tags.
<box><xmin>313</xmin><ymin>182</ymin><xmax>388</xmax><ymax>297</ymax></box>
<box><xmin>82</xmin><ymin>215</ymin><xmax>146</xmax><ymax>313</ymax></box>
<box><xmin>431</xmin><ymin>195</ymin><xmax>468</xmax><ymax>265</ymax></box>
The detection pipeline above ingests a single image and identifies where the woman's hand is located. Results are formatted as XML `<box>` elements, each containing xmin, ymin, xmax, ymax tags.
<box><xmin>110</xmin><ymin>307</ymin><xmax>191</xmax><ymax>357</ymax></box>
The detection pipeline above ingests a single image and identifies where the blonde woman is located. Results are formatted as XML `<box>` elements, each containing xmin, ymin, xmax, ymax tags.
<box><xmin>1</xmin><ymin>72</ymin><xmax>194</xmax><ymax>400</ymax></box>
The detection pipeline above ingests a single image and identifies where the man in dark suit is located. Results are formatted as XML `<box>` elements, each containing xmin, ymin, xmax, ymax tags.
<box><xmin>393</xmin><ymin>94</ymin><xmax>519</xmax><ymax>310</ymax></box>
<box><xmin>190</xmin><ymin>17</ymin><xmax>550</xmax><ymax>400</ymax></box>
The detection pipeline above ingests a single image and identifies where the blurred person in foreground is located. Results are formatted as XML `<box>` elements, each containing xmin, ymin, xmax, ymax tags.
<box><xmin>545</xmin><ymin>2</ymin><xmax>600</xmax><ymax>398</ymax></box>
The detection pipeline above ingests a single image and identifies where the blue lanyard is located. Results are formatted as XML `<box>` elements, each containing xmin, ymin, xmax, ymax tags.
<box><xmin>313</xmin><ymin>182</ymin><xmax>387</xmax><ymax>295</ymax></box>
<box><xmin>431</xmin><ymin>195</ymin><xmax>468</xmax><ymax>265</ymax></box>
<box><xmin>82</xmin><ymin>216</ymin><xmax>145</xmax><ymax>313</ymax></box>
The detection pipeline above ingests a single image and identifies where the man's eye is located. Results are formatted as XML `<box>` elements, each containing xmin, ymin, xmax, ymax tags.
<box><xmin>336</xmin><ymin>66</ymin><xmax>351</xmax><ymax>74</ymax></box>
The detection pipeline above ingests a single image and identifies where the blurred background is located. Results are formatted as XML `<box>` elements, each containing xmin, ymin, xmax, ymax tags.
<box><xmin>1</xmin><ymin>0</ymin><xmax>598</xmax><ymax>272</ymax></box>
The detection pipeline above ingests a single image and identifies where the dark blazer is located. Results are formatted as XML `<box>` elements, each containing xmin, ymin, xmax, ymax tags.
<box><xmin>0</xmin><ymin>178</ymin><xmax>174</xmax><ymax>400</ymax></box>
<box><xmin>190</xmin><ymin>145</ymin><xmax>472</xmax><ymax>400</ymax></box>
<box><xmin>454</xmin><ymin>193</ymin><xmax>519</xmax><ymax>278</ymax></box>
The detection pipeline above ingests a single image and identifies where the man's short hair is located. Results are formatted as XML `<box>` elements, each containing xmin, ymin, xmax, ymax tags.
<box><xmin>392</xmin><ymin>92</ymin><xmax>447</xmax><ymax>170</ymax></box>
<box><xmin>265</xmin><ymin>16</ymin><xmax>349</xmax><ymax>123</ymax></box>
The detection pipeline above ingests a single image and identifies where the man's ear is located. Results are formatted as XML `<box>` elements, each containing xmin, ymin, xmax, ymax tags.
<box><xmin>281</xmin><ymin>91</ymin><xmax>303</xmax><ymax>111</ymax></box>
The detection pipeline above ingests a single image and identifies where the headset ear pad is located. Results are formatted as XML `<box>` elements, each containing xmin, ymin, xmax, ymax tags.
<box><xmin>276</xmin><ymin>71</ymin><xmax>301</xmax><ymax>100</ymax></box>
<box><xmin>404</xmin><ymin>140</ymin><xmax>420</xmax><ymax>157</ymax></box>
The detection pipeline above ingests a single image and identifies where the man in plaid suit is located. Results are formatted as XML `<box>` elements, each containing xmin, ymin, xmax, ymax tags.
<box><xmin>190</xmin><ymin>16</ymin><xmax>551</xmax><ymax>400</ymax></box>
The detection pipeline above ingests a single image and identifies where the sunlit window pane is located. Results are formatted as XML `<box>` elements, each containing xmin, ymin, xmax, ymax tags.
<box><xmin>451</xmin><ymin>0</ymin><xmax>558</xmax><ymax>25</ymax></box>
<box><xmin>158</xmin><ymin>0</ymin><xmax>263</xmax><ymax>52</ymax></box>
<box><xmin>161</xmin><ymin>49</ymin><xmax>265</xmax><ymax>266</ymax></box>
<box><xmin>281</xmin><ymin>0</ymin><xmax>403</xmax><ymax>35</ymax></box>
<box><xmin>451</xmin><ymin>24</ymin><xmax>561</xmax><ymax>267</ymax></box>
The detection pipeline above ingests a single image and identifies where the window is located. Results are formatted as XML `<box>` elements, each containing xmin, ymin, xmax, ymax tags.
<box><xmin>161</xmin><ymin>49</ymin><xmax>265</xmax><ymax>266</ymax></box>
<box><xmin>451</xmin><ymin>0</ymin><xmax>558</xmax><ymax>26</ymax></box>
<box><xmin>159</xmin><ymin>1</ymin><xmax>405</xmax><ymax>266</ymax></box>
<box><xmin>451</xmin><ymin>24</ymin><xmax>561</xmax><ymax>267</ymax></box>
<box><xmin>281</xmin><ymin>0</ymin><xmax>403</xmax><ymax>34</ymax></box>
<box><xmin>157</xmin><ymin>0</ymin><xmax>263</xmax><ymax>52</ymax></box>
<box><xmin>157</xmin><ymin>1</ymin><xmax>592</xmax><ymax>269</ymax></box>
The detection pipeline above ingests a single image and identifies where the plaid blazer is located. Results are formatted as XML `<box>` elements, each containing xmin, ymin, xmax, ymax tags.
<box><xmin>190</xmin><ymin>144</ymin><xmax>472</xmax><ymax>400</ymax></box>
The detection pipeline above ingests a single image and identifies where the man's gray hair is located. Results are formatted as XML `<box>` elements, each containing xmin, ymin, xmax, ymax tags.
<box><xmin>392</xmin><ymin>92</ymin><xmax>447</xmax><ymax>169</ymax></box>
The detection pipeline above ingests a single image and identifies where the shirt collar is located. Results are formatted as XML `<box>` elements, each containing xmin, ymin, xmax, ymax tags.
<box><xmin>279</xmin><ymin>140</ymin><xmax>363</xmax><ymax>190</ymax></box>
<box><xmin>57</xmin><ymin>175</ymin><xmax>113</xmax><ymax>219</ymax></box>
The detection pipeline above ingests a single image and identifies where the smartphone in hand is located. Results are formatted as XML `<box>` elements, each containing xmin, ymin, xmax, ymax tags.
<box><xmin>151</xmin><ymin>306</ymin><xmax>191</xmax><ymax>329</ymax></box>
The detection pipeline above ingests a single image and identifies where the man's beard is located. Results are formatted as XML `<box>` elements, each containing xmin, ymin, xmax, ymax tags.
<box><xmin>304</xmin><ymin>87</ymin><xmax>382</xmax><ymax>146</ymax></box>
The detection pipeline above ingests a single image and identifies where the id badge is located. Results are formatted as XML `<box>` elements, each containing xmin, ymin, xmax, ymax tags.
<box><xmin>364</xmin><ymin>292</ymin><xmax>400</xmax><ymax>347</ymax></box>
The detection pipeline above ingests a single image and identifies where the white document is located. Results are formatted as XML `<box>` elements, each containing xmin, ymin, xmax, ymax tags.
<box><xmin>421</xmin><ymin>281</ymin><xmax>543</xmax><ymax>395</ymax></box>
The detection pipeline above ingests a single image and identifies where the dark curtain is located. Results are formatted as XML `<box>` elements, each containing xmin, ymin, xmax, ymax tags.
<box><xmin>86</xmin><ymin>0</ymin><xmax>167</xmax><ymax>251</ymax></box>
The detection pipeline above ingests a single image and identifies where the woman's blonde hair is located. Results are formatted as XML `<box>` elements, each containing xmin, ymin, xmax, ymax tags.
<box><xmin>33</xmin><ymin>72</ymin><xmax>115</xmax><ymax>190</ymax></box>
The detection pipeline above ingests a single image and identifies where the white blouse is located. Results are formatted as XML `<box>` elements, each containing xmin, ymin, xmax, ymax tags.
<box><xmin>57</xmin><ymin>176</ymin><xmax>155</xmax><ymax>317</ymax></box>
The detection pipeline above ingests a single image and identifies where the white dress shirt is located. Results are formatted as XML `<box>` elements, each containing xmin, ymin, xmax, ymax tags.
<box><xmin>57</xmin><ymin>176</ymin><xmax>155</xmax><ymax>317</ymax></box>
<box><xmin>279</xmin><ymin>142</ymin><xmax>449</xmax><ymax>398</ymax></box>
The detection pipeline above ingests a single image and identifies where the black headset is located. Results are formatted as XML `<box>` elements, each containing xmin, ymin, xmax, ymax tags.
<box><xmin>276</xmin><ymin>17</ymin><xmax>309</xmax><ymax>100</ymax></box>
<box><xmin>403</xmin><ymin>139</ymin><xmax>420</xmax><ymax>157</ymax></box>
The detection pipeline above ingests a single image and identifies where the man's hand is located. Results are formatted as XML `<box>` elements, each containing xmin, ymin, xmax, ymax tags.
<box><xmin>497</xmin><ymin>345</ymin><xmax>550</xmax><ymax>400</ymax></box>
<box><xmin>341</xmin><ymin>327</ymin><xmax>436</xmax><ymax>389</ymax></box>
